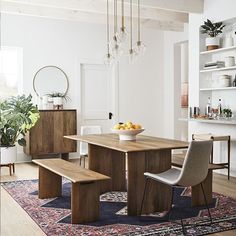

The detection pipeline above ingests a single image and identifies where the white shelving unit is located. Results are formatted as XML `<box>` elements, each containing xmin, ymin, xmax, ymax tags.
<box><xmin>199</xmin><ymin>19</ymin><xmax>236</xmax><ymax>113</ymax></box>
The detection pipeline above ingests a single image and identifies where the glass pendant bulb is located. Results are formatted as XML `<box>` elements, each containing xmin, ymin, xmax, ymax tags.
<box><xmin>135</xmin><ymin>41</ymin><xmax>146</xmax><ymax>55</ymax></box>
<box><xmin>128</xmin><ymin>48</ymin><xmax>137</xmax><ymax>64</ymax></box>
<box><xmin>118</xmin><ymin>27</ymin><xmax>128</xmax><ymax>44</ymax></box>
<box><xmin>112</xmin><ymin>42</ymin><xmax>123</xmax><ymax>60</ymax></box>
<box><xmin>104</xmin><ymin>53</ymin><xmax>115</xmax><ymax>67</ymax></box>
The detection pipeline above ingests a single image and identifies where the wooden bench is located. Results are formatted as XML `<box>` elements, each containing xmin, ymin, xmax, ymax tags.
<box><xmin>172</xmin><ymin>154</ymin><xmax>215</xmax><ymax>207</ymax></box>
<box><xmin>33</xmin><ymin>159</ymin><xmax>110</xmax><ymax>224</ymax></box>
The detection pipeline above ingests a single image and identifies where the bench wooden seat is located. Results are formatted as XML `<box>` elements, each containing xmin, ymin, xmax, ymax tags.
<box><xmin>33</xmin><ymin>159</ymin><xmax>110</xmax><ymax>224</ymax></box>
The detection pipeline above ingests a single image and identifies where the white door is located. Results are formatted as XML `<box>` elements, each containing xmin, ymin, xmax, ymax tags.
<box><xmin>80</xmin><ymin>63</ymin><xmax>118</xmax><ymax>133</ymax></box>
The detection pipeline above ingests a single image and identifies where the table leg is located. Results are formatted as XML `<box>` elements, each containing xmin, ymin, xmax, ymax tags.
<box><xmin>38</xmin><ymin>166</ymin><xmax>62</xmax><ymax>199</ymax></box>
<box><xmin>71</xmin><ymin>182</ymin><xmax>100</xmax><ymax>224</ymax></box>
<box><xmin>88</xmin><ymin>144</ymin><xmax>126</xmax><ymax>193</ymax></box>
<box><xmin>192</xmin><ymin>169</ymin><xmax>213</xmax><ymax>206</ymax></box>
<box><xmin>127</xmin><ymin>150</ymin><xmax>172</xmax><ymax>216</ymax></box>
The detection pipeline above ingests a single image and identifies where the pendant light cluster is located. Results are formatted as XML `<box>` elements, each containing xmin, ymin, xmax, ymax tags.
<box><xmin>104</xmin><ymin>0</ymin><xmax>146</xmax><ymax>66</ymax></box>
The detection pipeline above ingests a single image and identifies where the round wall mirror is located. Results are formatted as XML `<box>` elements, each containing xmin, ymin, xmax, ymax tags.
<box><xmin>33</xmin><ymin>65</ymin><xmax>69</xmax><ymax>97</ymax></box>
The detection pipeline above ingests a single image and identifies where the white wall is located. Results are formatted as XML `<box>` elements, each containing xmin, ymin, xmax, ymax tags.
<box><xmin>118</xmin><ymin>29</ymin><xmax>165</xmax><ymax>136</ymax></box>
<box><xmin>188</xmin><ymin>0</ymin><xmax>236</xmax><ymax>177</ymax></box>
<box><xmin>2</xmin><ymin>14</ymin><xmax>179</xmax><ymax>161</ymax></box>
<box><xmin>204</xmin><ymin>0</ymin><xmax>236</xmax><ymax>22</ymax></box>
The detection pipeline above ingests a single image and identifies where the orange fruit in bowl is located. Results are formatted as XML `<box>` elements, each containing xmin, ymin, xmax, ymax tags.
<box><xmin>113</xmin><ymin>121</ymin><xmax>142</xmax><ymax>131</ymax></box>
<box><xmin>113</xmin><ymin>124</ymin><xmax>120</xmax><ymax>130</ymax></box>
<box><xmin>134</xmin><ymin>124</ymin><xmax>142</xmax><ymax>129</ymax></box>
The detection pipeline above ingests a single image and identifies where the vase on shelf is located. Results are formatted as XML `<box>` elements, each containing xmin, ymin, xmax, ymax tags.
<box><xmin>53</xmin><ymin>97</ymin><xmax>63</xmax><ymax>110</ymax></box>
<box><xmin>206</xmin><ymin>37</ymin><xmax>220</xmax><ymax>51</ymax></box>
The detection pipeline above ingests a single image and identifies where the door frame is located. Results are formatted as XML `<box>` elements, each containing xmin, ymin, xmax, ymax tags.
<box><xmin>77</xmin><ymin>58</ymin><xmax>119</xmax><ymax>130</ymax></box>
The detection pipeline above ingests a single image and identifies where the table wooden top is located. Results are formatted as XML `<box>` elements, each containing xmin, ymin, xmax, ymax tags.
<box><xmin>33</xmin><ymin>159</ymin><xmax>110</xmax><ymax>183</ymax></box>
<box><xmin>64</xmin><ymin>133</ymin><xmax>189</xmax><ymax>153</ymax></box>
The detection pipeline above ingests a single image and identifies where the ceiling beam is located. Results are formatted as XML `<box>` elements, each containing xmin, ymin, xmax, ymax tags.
<box><xmin>1</xmin><ymin>1</ymin><xmax>184</xmax><ymax>32</ymax></box>
<box><xmin>1</xmin><ymin>0</ymin><xmax>189</xmax><ymax>23</ymax></box>
<box><xmin>125</xmin><ymin>0</ymin><xmax>204</xmax><ymax>14</ymax></box>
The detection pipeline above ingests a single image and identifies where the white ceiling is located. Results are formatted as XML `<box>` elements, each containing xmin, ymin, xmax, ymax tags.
<box><xmin>0</xmin><ymin>0</ymin><xmax>204</xmax><ymax>31</ymax></box>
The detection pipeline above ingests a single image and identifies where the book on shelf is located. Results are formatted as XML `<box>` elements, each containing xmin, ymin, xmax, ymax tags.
<box><xmin>203</xmin><ymin>65</ymin><xmax>225</xmax><ymax>70</ymax></box>
<box><xmin>205</xmin><ymin>60</ymin><xmax>225</xmax><ymax>65</ymax></box>
<box><xmin>203</xmin><ymin>61</ymin><xmax>225</xmax><ymax>70</ymax></box>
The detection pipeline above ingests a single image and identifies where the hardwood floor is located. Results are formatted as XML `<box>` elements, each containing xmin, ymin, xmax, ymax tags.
<box><xmin>1</xmin><ymin>161</ymin><xmax>236</xmax><ymax>236</ymax></box>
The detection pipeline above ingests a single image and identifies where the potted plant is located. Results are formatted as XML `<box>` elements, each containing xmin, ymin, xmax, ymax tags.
<box><xmin>223</xmin><ymin>108</ymin><xmax>233</xmax><ymax>118</ymax></box>
<box><xmin>201</xmin><ymin>19</ymin><xmax>225</xmax><ymax>51</ymax></box>
<box><xmin>0</xmin><ymin>95</ymin><xmax>40</xmax><ymax>165</ymax></box>
<box><xmin>47</xmin><ymin>92</ymin><xmax>70</xmax><ymax>110</ymax></box>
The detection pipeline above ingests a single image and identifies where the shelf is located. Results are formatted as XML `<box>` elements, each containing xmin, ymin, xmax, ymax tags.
<box><xmin>200</xmin><ymin>45</ymin><xmax>236</xmax><ymax>55</ymax></box>
<box><xmin>179</xmin><ymin>118</ymin><xmax>236</xmax><ymax>125</ymax></box>
<box><xmin>200</xmin><ymin>87</ymin><xmax>236</xmax><ymax>91</ymax></box>
<box><xmin>200</xmin><ymin>66</ymin><xmax>236</xmax><ymax>73</ymax></box>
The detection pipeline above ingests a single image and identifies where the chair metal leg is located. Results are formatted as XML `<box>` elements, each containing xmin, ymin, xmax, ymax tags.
<box><xmin>83</xmin><ymin>156</ymin><xmax>86</xmax><ymax>168</ymax></box>
<box><xmin>168</xmin><ymin>187</ymin><xmax>174</xmax><ymax>221</ymax></box>
<box><xmin>181</xmin><ymin>218</ymin><xmax>187</xmax><ymax>235</ymax></box>
<box><xmin>227</xmin><ymin>137</ymin><xmax>230</xmax><ymax>180</ymax></box>
<box><xmin>140</xmin><ymin>178</ymin><xmax>149</xmax><ymax>215</ymax></box>
<box><xmin>200</xmin><ymin>183</ymin><xmax>213</xmax><ymax>224</ymax></box>
<box><xmin>79</xmin><ymin>156</ymin><xmax>86</xmax><ymax>167</ymax></box>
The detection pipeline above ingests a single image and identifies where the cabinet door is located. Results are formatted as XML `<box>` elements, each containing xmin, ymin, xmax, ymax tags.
<box><xmin>30</xmin><ymin>111</ymin><xmax>54</xmax><ymax>155</ymax></box>
<box><xmin>53</xmin><ymin>111</ymin><xmax>77</xmax><ymax>153</ymax></box>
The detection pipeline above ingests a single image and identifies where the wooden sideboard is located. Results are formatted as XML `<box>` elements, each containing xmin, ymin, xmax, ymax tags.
<box><xmin>24</xmin><ymin>110</ymin><xmax>77</xmax><ymax>159</ymax></box>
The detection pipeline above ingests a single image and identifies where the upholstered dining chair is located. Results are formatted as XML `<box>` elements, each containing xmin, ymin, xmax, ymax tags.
<box><xmin>140</xmin><ymin>140</ymin><xmax>213</xmax><ymax>233</ymax></box>
<box><xmin>80</xmin><ymin>125</ymin><xmax>102</xmax><ymax>167</ymax></box>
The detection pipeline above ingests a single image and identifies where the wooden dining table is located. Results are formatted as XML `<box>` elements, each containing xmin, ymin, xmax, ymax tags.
<box><xmin>64</xmin><ymin>133</ymin><xmax>190</xmax><ymax>216</ymax></box>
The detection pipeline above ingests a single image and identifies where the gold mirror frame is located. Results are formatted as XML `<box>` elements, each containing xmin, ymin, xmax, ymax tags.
<box><xmin>33</xmin><ymin>65</ymin><xmax>69</xmax><ymax>97</ymax></box>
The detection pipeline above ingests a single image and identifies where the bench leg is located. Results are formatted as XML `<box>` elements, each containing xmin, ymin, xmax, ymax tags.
<box><xmin>71</xmin><ymin>182</ymin><xmax>100</xmax><ymax>224</ymax></box>
<box><xmin>38</xmin><ymin>166</ymin><xmax>62</xmax><ymax>199</ymax></box>
<box><xmin>191</xmin><ymin>170</ymin><xmax>213</xmax><ymax>207</ymax></box>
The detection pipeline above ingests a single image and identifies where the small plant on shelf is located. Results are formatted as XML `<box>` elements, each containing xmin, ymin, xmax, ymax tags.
<box><xmin>223</xmin><ymin>108</ymin><xmax>232</xmax><ymax>118</ymax></box>
<box><xmin>201</xmin><ymin>19</ymin><xmax>225</xmax><ymax>51</ymax></box>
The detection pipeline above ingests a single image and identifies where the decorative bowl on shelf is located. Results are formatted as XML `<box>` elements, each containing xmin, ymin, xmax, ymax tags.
<box><xmin>111</xmin><ymin>128</ymin><xmax>145</xmax><ymax>141</ymax></box>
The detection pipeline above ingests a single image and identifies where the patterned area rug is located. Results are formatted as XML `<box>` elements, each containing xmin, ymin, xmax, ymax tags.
<box><xmin>2</xmin><ymin>179</ymin><xmax>236</xmax><ymax>236</ymax></box>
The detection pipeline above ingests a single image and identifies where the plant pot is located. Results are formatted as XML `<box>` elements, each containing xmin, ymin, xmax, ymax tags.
<box><xmin>206</xmin><ymin>37</ymin><xmax>220</xmax><ymax>50</ymax></box>
<box><xmin>53</xmin><ymin>97</ymin><xmax>63</xmax><ymax>110</ymax></box>
<box><xmin>0</xmin><ymin>145</ymin><xmax>17</xmax><ymax>164</ymax></box>
<box><xmin>53</xmin><ymin>97</ymin><xmax>63</xmax><ymax>106</ymax></box>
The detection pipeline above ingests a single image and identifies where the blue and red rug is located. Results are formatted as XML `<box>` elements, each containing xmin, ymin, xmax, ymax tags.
<box><xmin>2</xmin><ymin>179</ymin><xmax>236</xmax><ymax>235</ymax></box>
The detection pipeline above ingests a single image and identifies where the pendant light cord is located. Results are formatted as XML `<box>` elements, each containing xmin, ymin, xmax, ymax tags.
<box><xmin>138</xmin><ymin>0</ymin><xmax>141</xmax><ymax>42</ymax></box>
<box><xmin>130</xmin><ymin>0</ymin><xmax>133</xmax><ymax>50</ymax></box>
<box><xmin>0</xmin><ymin>0</ymin><xmax>2</xmax><ymax>51</ymax></box>
<box><xmin>107</xmin><ymin>0</ymin><xmax>110</xmax><ymax>54</ymax></box>
<box><xmin>121</xmin><ymin>0</ymin><xmax>125</xmax><ymax>30</ymax></box>
<box><xmin>114</xmin><ymin>0</ymin><xmax>117</xmax><ymax>36</ymax></box>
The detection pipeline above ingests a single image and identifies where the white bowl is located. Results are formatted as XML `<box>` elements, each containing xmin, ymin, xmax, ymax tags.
<box><xmin>111</xmin><ymin>128</ymin><xmax>145</xmax><ymax>140</ymax></box>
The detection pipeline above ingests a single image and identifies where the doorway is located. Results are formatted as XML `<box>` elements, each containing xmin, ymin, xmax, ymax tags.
<box><xmin>174</xmin><ymin>41</ymin><xmax>189</xmax><ymax>141</ymax></box>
